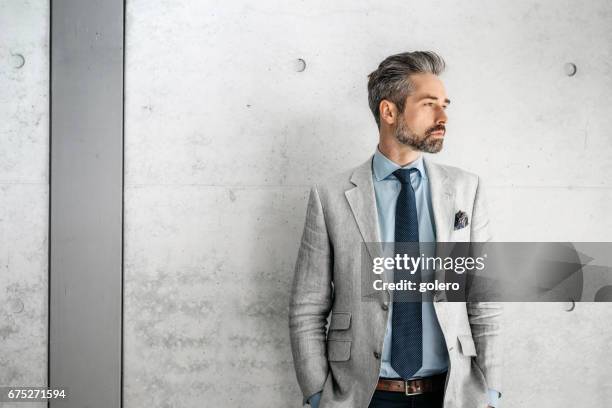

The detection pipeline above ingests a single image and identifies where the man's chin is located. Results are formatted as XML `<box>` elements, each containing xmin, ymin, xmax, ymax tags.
<box><xmin>395</xmin><ymin>134</ymin><xmax>444</xmax><ymax>153</ymax></box>
<box><xmin>420</xmin><ymin>140</ymin><xmax>444</xmax><ymax>153</ymax></box>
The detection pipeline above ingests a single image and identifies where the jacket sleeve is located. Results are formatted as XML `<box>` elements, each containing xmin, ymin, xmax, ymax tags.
<box><xmin>288</xmin><ymin>185</ymin><xmax>334</xmax><ymax>405</ymax></box>
<box><xmin>467</xmin><ymin>176</ymin><xmax>504</xmax><ymax>395</ymax></box>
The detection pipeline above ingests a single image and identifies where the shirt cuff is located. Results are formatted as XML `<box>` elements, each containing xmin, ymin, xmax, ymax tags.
<box><xmin>487</xmin><ymin>388</ymin><xmax>501</xmax><ymax>407</ymax></box>
<box><xmin>307</xmin><ymin>391</ymin><xmax>322</xmax><ymax>407</ymax></box>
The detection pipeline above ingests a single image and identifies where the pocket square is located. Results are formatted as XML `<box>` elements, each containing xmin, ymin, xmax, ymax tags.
<box><xmin>454</xmin><ymin>210</ymin><xmax>469</xmax><ymax>230</ymax></box>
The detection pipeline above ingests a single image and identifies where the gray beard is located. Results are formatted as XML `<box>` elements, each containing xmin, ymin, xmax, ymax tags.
<box><xmin>394</xmin><ymin>120</ymin><xmax>443</xmax><ymax>153</ymax></box>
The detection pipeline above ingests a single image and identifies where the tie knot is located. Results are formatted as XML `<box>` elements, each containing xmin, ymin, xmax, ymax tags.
<box><xmin>393</xmin><ymin>168</ymin><xmax>419</xmax><ymax>184</ymax></box>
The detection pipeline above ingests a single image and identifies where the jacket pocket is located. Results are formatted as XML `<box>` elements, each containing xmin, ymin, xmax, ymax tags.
<box><xmin>457</xmin><ymin>334</ymin><xmax>477</xmax><ymax>357</ymax></box>
<box><xmin>327</xmin><ymin>339</ymin><xmax>352</xmax><ymax>361</ymax></box>
<box><xmin>329</xmin><ymin>311</ymin><xmax>351</xmax><ymax>330</ymax></box>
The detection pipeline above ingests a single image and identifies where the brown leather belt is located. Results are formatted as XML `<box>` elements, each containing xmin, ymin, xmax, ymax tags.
<box><xmin>376</xmin><ymin>372</ymin><xmax>447</xmax><ymax>396</ymax></box>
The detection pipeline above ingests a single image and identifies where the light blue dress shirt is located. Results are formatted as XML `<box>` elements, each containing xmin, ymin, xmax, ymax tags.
<box><xmin>372</xmin><ymin>147</ymin><xmax>450</xmax><ymax>379</ymax></box>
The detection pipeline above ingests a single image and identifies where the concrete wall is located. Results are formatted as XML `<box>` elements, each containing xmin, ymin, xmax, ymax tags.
<box><xmin>74</xmin><ymin>0</ymin><xmax>612</xmax><ymax>407</ymax></box>
<box><xmin>0</xmin><ymin>1</ymin><xmax>49</xmax><ymax>406</ymax></box>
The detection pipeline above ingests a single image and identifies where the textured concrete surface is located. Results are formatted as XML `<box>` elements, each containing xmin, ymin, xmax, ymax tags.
<box><xmin>123</xmin><ymin>1</ymin><xmax>612</xmax><ymax>407</ymax></box>
<box><xmin>0</xmin><ymin>0</ymin><xmax>49</xmax><ymax>406</ymax></box>
<box><xmin>124</xmin><ymin>187</ymin><xmax>305</xmax><ymax>406</ymax></box>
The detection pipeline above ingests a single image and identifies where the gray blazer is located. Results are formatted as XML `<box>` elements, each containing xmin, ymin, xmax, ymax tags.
<box><xmin>288</xmin><ymin>154</ymin><xmax>502</xmax><ymax>408</ymax></box>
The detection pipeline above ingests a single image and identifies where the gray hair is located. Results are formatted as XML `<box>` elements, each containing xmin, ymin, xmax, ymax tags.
<box><xmin>367</xmin><ymin>51</ymin><xmax>446</xmax><ymax>128</ymax></box>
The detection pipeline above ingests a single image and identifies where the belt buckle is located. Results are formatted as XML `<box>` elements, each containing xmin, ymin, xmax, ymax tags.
<box><xmin>404</xmin><ymin>380</ymin><xmax>423</xmax><ymax>396</ymax></box>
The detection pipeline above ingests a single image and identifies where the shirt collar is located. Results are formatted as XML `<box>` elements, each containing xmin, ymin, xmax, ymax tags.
<box><xmin>372</xmin><ymin>145</ymin><xmax>428</xmax><ymax>182</ymax></box>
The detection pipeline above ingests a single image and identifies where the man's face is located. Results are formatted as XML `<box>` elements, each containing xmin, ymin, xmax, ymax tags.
<box><xmin>394</xmin><ymin>73</ymin><xmax>449</xmax><ymax>153</ymax></box>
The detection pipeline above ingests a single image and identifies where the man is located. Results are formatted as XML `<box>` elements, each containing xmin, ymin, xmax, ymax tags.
<box><xmin>288</xmin><ymin>51</ymin><xmax>502</xmax><ymax>408</ymax></box>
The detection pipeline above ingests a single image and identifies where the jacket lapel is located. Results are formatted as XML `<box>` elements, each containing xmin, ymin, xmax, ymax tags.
<box><xmin>423</xmin><ymin>157</ymin><xmax>457</xmax><ymax>300</ymax></box>
<box><xmin>344</xmin><ymin>155</ymin><xmax>382</xmax><ymax>259</ymax></box>
<box><xmin>423</xmin><ymin>157</ymin><xmax>456</xmax><ymax>242</ymax></box>
<box><xmin>344</xmin><ymin>155</ymin><xmax>387</xmax><ymax>301</ymax></box>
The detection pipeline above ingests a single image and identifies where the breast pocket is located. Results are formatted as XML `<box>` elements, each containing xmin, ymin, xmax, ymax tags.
<box><xmin>452</xmin><ymin>226</ymin><xmax>471</xmax><ymax>242</ymax></box>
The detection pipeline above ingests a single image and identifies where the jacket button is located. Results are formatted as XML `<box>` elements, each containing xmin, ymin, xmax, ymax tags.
<box><xmin>374</xmin><ymin>351</ymin><xmax>381</xmax><ymax>359</ymax></box>
<box><xmin>381</xmin><ymin>303</ymin><xmax>388</xmax><ymax>311</ymax></box>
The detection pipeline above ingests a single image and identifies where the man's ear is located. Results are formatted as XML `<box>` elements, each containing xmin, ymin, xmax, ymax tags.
<box><xmin>379</xmin><ymin>99</ymin><xmax>398</xmax><ymax>126</ymax></box>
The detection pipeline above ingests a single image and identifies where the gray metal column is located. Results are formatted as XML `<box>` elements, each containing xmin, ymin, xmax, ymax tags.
<box><xmin>49</xmin><ymin>0</ymin><xmax>124</xmax><ymax>407</ymax></box>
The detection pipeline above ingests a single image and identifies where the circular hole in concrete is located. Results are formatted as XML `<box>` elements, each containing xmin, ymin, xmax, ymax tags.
<box><xmin>8</xmin><ymin>297</ymin><xmax>24</xmax><ymax>313</ymax></box>
<box><xmin>564</xmin><ymin>62</ymin><xmax>577</xmax><ymax>77</ymax></box>
<box><xmin>294</xmin><ymin>58</ymin><xmax>306</xmax><ymax>72</ymax></box>
<box><xmin>11</xmin><ymin>53</ymin><xmax>26</xmax><ymax>69</ymax></box>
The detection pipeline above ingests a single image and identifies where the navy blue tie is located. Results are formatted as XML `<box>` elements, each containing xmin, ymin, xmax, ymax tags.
<box><xmin>390</xmin><ymin>167</ymin><xmax>423</xmax><ymax>379</ymax></box>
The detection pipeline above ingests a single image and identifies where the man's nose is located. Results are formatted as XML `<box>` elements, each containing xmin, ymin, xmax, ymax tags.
<box><xmin>436</xmin><ymin>108</ymin><xmax>447</xmax><ymax>124</ymax></box>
